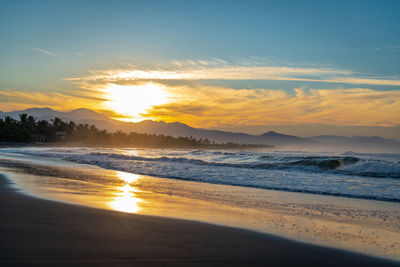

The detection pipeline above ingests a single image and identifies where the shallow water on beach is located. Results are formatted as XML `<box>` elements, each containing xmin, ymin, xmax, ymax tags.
<box><xmin>0</xmin><ymin>149</ymin><xmax>400</xmax><ymax>261</ymax></box>
<box><xmin>1</xmin><ymin>147</ymin><xmax>400</xmax><ymax>202</ymax></box>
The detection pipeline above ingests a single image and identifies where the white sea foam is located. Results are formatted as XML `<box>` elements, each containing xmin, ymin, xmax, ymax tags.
<box><xmin>1</xmin><ymin>147</ymin><xmax>399</xmax><ymax>202</ymax></box>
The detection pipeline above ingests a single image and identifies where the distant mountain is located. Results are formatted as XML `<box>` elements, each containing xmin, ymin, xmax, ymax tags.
<box><xmin>306</xmin><ymin>135</ymin><xmax>400</xmax><ymax>152</ymax></box>
<box><xmin>2</xmin><ymin>107</ymin><xmax>61</xmax><ymax>120</ymax></box>
<box><xmin>66</xmin><ymin>108</ymin><xmax>112</xmax><ymax>122</ymax></box>
<box><xmin>1</xmin><ymin>107</ymin><xmax>399</xmax><ymax>152</ymax></box>
<box><xmin>0</xmin><ymin>108</ymin><xmax>313</xmax><ymax>147</ymax></box>
<box><xmin>0</xmin><ymin>107</ymin><xmax>117</xmax><ymax>126</ymax></box>
<box><xmin>114</xmin><ymin>121</ymin><xmax>310</xmax><ymax>147</ymax></box>
<box><xmin>256</xmin><ymin>131</ymin><xmax>307</xmax><ymax>146</ymax></box>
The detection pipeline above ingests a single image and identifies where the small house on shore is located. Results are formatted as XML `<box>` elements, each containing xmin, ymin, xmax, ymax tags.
<box><xmin>31</xmin><ymin>134</ymin><xmax>45</xmax><ymax>144</ymax></box>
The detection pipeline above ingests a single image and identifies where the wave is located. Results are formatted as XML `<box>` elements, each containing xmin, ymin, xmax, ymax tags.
<box><xmin>2</xmin><ymin>148</ymin><xmax>399</xmax><ymax>178</ymax></box>
<box><xmin>61</xmin><ymin>154</ymin><xmax>400</xmax><ymax>203</ymax></box>
<box><xmin>85</xmin><ymin>152</ymin><xmax>400</xmax><ymax>178</ymax></box>
<box><xmin>1</xmin><ymin>147</ymin><xmax>400</xmax><ymax>202</ymax></box>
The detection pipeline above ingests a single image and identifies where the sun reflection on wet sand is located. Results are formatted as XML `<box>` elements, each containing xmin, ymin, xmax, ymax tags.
<box><xmin>109</xmin><ymin>172</ymin><xmax>143</xmax><ymax>213</ymax></box>
<box><xmin>3</xmin><ymin>163</ymin><xmax>400</xmax><ymax>261</ymax></box>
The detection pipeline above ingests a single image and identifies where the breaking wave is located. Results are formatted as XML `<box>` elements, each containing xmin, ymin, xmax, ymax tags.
<box><xmin>84</xmin><ymin>152</ymin><xmax>400</xmax><ymax>178</ymax></box>
<box><xmin>1</xmin><ymin>147</ymin><xmax>400</xmax><ymax>202</ymax></box>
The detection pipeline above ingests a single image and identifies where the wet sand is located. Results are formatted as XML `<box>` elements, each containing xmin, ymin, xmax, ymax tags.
<box><xmin>2</xmin><ymin>154</ymin><xmax>400</xmax><ymax>260</ymax></box>
<box><xmin>0</xmin><ymin>175</ymin><xmax>399</xmax><ymax>266</ymax></box>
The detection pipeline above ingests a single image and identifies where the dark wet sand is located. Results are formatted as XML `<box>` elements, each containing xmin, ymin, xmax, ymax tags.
<box><xmin>0</xmin><ymin>175</ymin><xmax>398</xmax><ymax>267</ymax></box>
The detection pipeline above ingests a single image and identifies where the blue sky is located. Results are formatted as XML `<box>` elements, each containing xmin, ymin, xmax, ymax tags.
<box><xmin>1</xmin><ymin>0</ymin><xmax>399</xmax><ymax>137</ymax></box>
<box><xmin>2</xmin><ymin>0</ymin><xmax>400</xmax><ymax>87</ymax></box>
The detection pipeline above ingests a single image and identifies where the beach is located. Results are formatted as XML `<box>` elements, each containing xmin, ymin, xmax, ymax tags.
<box><xmin>1</xmin><ymin>175</ymin><xmax>400</xmax><ymax>267</ymax></box>
<box><xmin>0</xmin><ymin>148</ymin><xmax>399</xmax><ymax>266</ymax></box>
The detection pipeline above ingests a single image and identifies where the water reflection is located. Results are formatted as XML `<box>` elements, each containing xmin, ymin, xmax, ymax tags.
<box><xmin>109</xmin><ymin>171</ymin><xmax>143</xmax><ymax>213</ymax></box>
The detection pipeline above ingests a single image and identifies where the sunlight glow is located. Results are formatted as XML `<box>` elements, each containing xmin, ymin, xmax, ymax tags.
<box><xmin>118</xmin><ymin>171</ymin><xmax>140</xmax><ymax>184</ymax></box>
<box><xmin>109</xmin><ymin>172</ymin><xmax>142</xmax><ymax>213</ymax></box>
<box><xmin>103</xmin><ymin>82</ymin><xmax>170</xmax><ymax>122</ymax></box>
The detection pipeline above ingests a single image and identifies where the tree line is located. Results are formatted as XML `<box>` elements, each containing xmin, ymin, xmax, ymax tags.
<box><xmin>0</xmin><ymin>114</ymin><xmax>273</xmax><ymax>149</ymax></box>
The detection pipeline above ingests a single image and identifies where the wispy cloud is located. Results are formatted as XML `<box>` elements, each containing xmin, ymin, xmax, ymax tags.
<box><xmin>30</xmin><ymin>47</ymin><xmax>61</xmax><ymax>57</ymax></box>
<box><xmin>374</xmin><ymin>45</ymin><xmax>400</xmax><ymax>53</ymax></box>
<box><xmin>65</xmin><ymin>61</ymin><xmax>400</xmax><ymax>87</ymax></box>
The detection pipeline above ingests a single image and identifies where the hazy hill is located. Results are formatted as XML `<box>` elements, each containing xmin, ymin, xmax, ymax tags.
<box><xmin>306</xmin><ymin>135</ymin><xmax>400</xmax><ymax>152</ymax></box>
<box><xmin>1</xmin><ymin>107</ymin><xmax>399</xmax><ymax>152</ymax></box>
<box><xmin>0</xmin><ymin>108</ymin><xmax>308</xmax><ymax>146</ymax></box>
<box><xmin>1</xmin><ymin>108</ymin><xmax>114</xmax><ymax>124</ymax></box>
<box><xmin>0</xmin><ymin>108</ymin><xmax>119</xmax><ymax>129</ymax></box>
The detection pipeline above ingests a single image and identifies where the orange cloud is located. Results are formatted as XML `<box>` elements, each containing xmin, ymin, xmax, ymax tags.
<box><xmin>0</xmin><ymin>89</ymin><xmax>104</xmax><ymax>112</ymax></box>
<box><xmin>1</xmin><ymin>84</ymin><xmax>399</xmax><ymax>129</ymax></box>
<box><xmin>144</xmin><ymin>86</ymin><xmax>400</xmax><ymax>128</ymax></box>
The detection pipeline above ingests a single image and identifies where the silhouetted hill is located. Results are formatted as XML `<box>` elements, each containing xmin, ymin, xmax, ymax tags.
<box><xmin>0</xmin><ymin>107</ymin><xmax>118</xmax><ymax>129</ymax></box>
<box><xmin>66</xmin><ymin>108</ymin><xmax>110</xmax><ymax>121</ymax></box>
<box><xmin>306</xmin><ymin>135</ymin><xmax>400</xmax><ymax>152</ymax></box>
<box><xmin>256</xmin><ymin>131</ymin><xmax>307</xmax><ymax>146</ymax></box>
<box><xmin>1</xmin><ymin>107</ymin><xmax>399</xmax><ymax>152</ymax></box>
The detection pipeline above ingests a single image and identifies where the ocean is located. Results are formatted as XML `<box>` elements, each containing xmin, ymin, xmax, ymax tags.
<box><xmin>1</xmin><ymin>147</ymin><xmax>399</xmax><ymax>202</ymax></box>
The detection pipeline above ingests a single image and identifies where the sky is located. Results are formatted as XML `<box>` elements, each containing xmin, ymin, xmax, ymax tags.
<box><xmin>1</xmin><ymin>0</ymin><xmax>400</xmax><ymax>138</ymax></box>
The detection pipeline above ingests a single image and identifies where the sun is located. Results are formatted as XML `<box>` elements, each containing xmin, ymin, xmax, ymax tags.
<box><xmin>103</xmin><ymin>82</ymin><xmax>170</xmax><ymax>122</ymax></box>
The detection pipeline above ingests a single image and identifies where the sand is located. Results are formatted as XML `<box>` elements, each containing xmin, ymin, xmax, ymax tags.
<box><xmin>0</xmin><ymin>175</ymin><xmax>399</xmax><ymax>266</ymax></box>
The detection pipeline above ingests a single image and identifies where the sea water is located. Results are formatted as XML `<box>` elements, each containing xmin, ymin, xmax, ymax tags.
<box><xmin>1</xmin><ymin>147</ymin><xmax>399</xmax><ymax>202</ymax></box>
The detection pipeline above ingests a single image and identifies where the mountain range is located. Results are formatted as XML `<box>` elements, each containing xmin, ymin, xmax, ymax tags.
<box><xmin>1</xmin><ymin>108</ymin><xmax>399</xmax><ymax>153</ymax></box>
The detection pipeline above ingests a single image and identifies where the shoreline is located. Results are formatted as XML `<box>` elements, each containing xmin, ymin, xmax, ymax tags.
<box><xmin>1</xmin><ymin>174</ymin><xmax>399</xmax><ymax>266</ymax></box>
<box><xmin>2</xmin><ymin>146</ymin><xmax>399</xmax><ymax>204</ymax></box>
<box><xmin>0</xmin><ymin>152</ymin><xmax>400</xmax><ymax>261</ymax></box>
<box><xmin>0</xmin><ymin>141</ymin><xmax>274</xmax><ymax>150</ymax></box>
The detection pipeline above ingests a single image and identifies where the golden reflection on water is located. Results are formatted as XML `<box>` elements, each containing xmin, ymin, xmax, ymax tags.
<box><xmin>109</xmin><ymin>171</ymin><xmax>143</xmax><ymax>213</ymax></box>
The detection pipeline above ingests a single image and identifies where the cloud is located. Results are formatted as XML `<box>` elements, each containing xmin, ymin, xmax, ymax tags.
<box><xmin>65</xmin><ymin>63</ymin><xmax>400</xmax><ymax>87</ymax></box>
<box><xmin>0</xmin><ymin>88</ymin><xmax>103</xmax><ymax>112</ymax></box>
<box><xmin>142</xmin><ymin>85</ymin><xmax>400</xmax><ymax>128</ymax></box>
<box><xmin>30</xmin><ymin>47</ymin><xmax>61</xmax><ymax>57</ymax></box>
<box><xmin>60</xmin><ymin>62</ymin><xmax>400</xmax><ymax>128</ymax></box>
<box><xmin>1</xmin><ymin>84</ymin><xmax>399</xmax><ymax>130</ymax></box>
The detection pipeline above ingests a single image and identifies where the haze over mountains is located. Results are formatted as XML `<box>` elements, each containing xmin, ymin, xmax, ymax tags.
<box><xmin>1</xmin><ymin>108</ymin><xmax>399</xmax><ymax>153</ymax></box>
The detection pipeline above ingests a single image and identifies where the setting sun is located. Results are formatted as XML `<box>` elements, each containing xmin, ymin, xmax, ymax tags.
<box><xmin>103</xmin><ymin>82</ymin><xmax>170</xmax><ymax>122</ymax></box>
